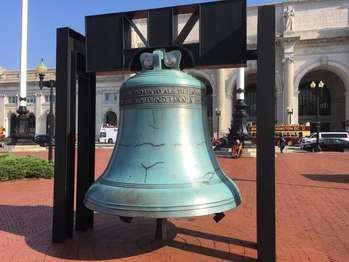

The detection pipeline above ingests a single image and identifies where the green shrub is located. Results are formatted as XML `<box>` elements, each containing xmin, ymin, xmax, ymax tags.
<box><xmin>0</xmin><ymin>154</ymin><xmax>53</xmax><ymax>181</ymax></box>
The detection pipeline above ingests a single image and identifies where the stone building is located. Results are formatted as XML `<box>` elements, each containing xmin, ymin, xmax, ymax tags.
<box><xmin>0</xmin><ymin>0</ymin><xmax>348</xmax><ymax>140</ymax></box>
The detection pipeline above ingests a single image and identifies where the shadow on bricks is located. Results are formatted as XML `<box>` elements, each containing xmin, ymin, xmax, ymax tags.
<box><xmin>0</xmin><ymin>204</ymin><xmax>256</xmax><ymax>261</ymax></box>
<box><xmin>303</xmin><ymin>174</ymin><xmax>349</xmax><ymax>183</ymax></box>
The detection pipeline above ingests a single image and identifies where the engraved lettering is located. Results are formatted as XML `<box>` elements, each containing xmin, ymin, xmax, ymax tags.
<box><xmin>120</xmin><ymin>86</ymin><xmax>205</xmax><ymax>106</ymax></box>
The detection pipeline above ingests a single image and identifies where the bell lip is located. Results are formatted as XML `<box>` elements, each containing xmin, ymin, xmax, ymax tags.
<box><xmin>84</xmin><ymin>197</ymin><xmax>241</xmax><ymax>219</ymax></box>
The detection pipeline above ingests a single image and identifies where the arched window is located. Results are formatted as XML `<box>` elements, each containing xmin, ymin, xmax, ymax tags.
<box><xmin>245</xmin><ymin>83</ymin><xmax>257</xmax><ymax>117</ymax></box>
<box><xmin>104</xmin><ymin>111</ymin><xmax>117</xmax><ymax>127</ymax></box>
<box><xmin>299</xmin><ymin>81</ymin><xmax>331</xmax><ymax>116</ymax></box>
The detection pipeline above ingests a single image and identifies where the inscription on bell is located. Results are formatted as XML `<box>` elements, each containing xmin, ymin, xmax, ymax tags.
<box><xmin>120</xmin><ymin>86</ymin><xmax>205</xmax><ymax>106</ymax></box>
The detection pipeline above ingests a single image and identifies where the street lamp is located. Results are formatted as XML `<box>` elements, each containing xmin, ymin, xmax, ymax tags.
<box><xmin>286</xmin><ymin>106</ymin><xmax>293</xmax><ymax>125</ymax></box>
<box><xmin>310</xmin><ymin>80</ymin><xmax>324</xmax><ymax>152</ymax></box>
<box><xmin>215</xmin><ymin>108</ymin><xmax>221</xmax><ymax>140</ymax></box>
<box><xmin>36</xmin><ymin>59</ymin><xmax>56</xmax><ymax>161</ymax></box>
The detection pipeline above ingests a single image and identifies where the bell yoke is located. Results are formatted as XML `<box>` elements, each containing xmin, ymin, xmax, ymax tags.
<box><xmin>84</xmin><ymin>49</ymin><xmax>241</xmax><ymax>219</ymax></box>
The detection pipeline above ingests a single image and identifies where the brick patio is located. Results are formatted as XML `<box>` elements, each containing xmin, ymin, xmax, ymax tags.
<box><xmin>0</xmin><ymin>150</ymin><xmax>348</xmax><ymax>261</ymax></box>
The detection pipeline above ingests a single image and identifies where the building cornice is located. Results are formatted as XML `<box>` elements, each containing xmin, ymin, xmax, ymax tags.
<box><xmin>278</xmin><ymin>34</ymin><xmax>301</xmax><ymax>44</ymax></box>
<box><xmin>96</xmin><ymin>75</ymin><xmax>126</xmax><ymax>83</ymax></box>
<box><xmin>0</xmin><ymin>68</ymin><xmax>55</xmax><ymax>84</ymax></box>
<box><xmin>277</xmin><ymin>28</ymin><xmax>349</xmax><ymax>46</ymax></box>
<box><xmin>298</xmin><ymin>28</ymin><xmax>349</xmax><ymax>41</ymax></box>
<box><xmin>297</xmin><ymin>36</ymin><xmax>349</xmax><ymax>47</ymax></box>
<box><xmin>284</xmin><ymin>0</ymin><xmax>337</xmax><ymax>3</ymax></box>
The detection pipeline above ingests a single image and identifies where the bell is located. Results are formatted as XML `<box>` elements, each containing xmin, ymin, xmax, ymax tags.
<box><xmin>84</xmin><ymin>49</ymin><xmax>241</xmax><ymax>220</ymax></box>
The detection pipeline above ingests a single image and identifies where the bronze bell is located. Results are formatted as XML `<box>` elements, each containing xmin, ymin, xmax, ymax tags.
<box><xmin>84</xmin><ymin>49</ymin><xmax>241</xmax><ymax>221</ymax></box>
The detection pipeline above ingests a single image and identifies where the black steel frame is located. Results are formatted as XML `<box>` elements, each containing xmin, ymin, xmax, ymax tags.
<box><xmin>85</xmin><ymin>0</ymin><xmax>247</xmax><ymax>72</ymax></box>
<box><xmin>53</xmin><ymin>4</ymin><xmax>275</xmax><ymax>262</ymax></box>
<box><xmin>53</xmin><ymin>28</ymin><xmax>96</xmax><ymax>242</ymax></box>
<box><xmin>256</xmin><ymin>6</ymin><xmax>276</xmax><ymax>262</ymax></box>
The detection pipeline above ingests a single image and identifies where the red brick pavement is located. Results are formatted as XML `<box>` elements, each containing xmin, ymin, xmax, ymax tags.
<box><xmin>0</xmin><ymin>150</ymin><xmax>348</xmax><ymax>261</ymax></box>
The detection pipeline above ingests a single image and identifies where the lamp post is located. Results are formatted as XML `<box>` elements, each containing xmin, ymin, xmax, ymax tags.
<box><xmin>36</xmin><ymin>59</ymin><xmax>55</xmax><ymax>161</ymax></box>
<box><xmin>310</xmin><ymin>80</ymin><xmax>324</xmax><ymax>152</ymax></box>
<box><xmin>215</xmin><ymin>108</ymin><xmax>221</xmax><ymax>140</ymax></box>
<box><xmin>286</xmin><ymin>106</ymin><xmax>293</xmax><ymax>125</ymax></box>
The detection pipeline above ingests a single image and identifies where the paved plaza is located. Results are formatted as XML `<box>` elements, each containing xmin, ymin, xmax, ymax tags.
<box><xmin>0</xmin><ymin>149</ymin><xmax>348</xmax><ymax>261</ymax></box>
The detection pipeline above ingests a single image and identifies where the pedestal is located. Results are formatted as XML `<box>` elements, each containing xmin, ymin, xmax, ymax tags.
<box><xmin>9</xmin><ymin>112</ymin><xmax>35</xmax><ymax>145</ymax></box>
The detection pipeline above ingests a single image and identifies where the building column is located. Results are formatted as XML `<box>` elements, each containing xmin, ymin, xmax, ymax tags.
<box><xmin>3</xmin><ymin>97</ymin><xmax>10</xmax><ymax>137</ymax></box>
<box><xmin>0</xmin><ymin>94</ymin><xmax>5</xmax><ymax>131</ymax></box>
<box><xmin>281</xmin><ymin>36</ymin><xmax>299</xmax><ymax>125</ymax></box>
<box><xmin>215</xmin><ymin>69</ymin><xmax>229</xmax><ymax>137</ymax></box>
<box><xmin>35</xmin><ymin>93</ymin><xmax>43</xmax><ymax>135</ymax></box>
<box><xmin>95</xmin><ymin>90</ymin><xmax>103</xmax><ymax>139</ymax></box>
<box><xmin>0</xmin><ymin>95</ymin><xmax>5</xmax><ymax>121</ymax></box>
<box><xmin>345</xmin><ymin>90</ymin><xmax>349</xmax><ymax>132</ymax></box>
<box><xmin>283</xmin><ymin>55</ymin><xmax>297</xmax><ymax>124</ymax></box>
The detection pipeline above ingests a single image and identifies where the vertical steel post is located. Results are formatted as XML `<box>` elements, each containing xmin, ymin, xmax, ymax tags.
<box><xmin>48</xmin><ymin>80</ymin><xmax>54</xmax><ymax>162</ymax></box>
<box><xmin>65</xmin><ymin>50</ymin><xmax>77</xmax><ymax>238</ymax></box>
<box><xmin>54</xmin><ymin>28</ymin><xmax>95</xmax><ymax>241</ymax></box>
<box><xmin>53</xmin><ymin>28</ymin><xmax>74</xmax><ymax>243</ymax></box>
<box><xmin>76</xmin><ymin>55</ymin><xmax>96</xmax><ymax>230</ymax></box>
<box><xmin>256</xmin><ymin>5</ymin><xmax>276</xmax><ymax>262</ymax></box>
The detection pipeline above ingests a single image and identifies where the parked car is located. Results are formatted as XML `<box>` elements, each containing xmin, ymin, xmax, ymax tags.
<box><xmin>302</xmin><ymin>138</ymin><xmax>349</xmax><ymax>152</ymax></box>
<box><xmin>33</xmin><ymin>135</ymin><xmax>55</xmax><ymax>147</ymax></box>
<box><xmin>300</xmin><ymin>132</ymin><xmax>349</xmax><ymax>149</ymax></box>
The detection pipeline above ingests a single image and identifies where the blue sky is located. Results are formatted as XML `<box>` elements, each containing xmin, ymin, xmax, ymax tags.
<box><xmin>0</xmin><ymin>0</ymin><xmax>280</xmax><ymax>70</ymax></box>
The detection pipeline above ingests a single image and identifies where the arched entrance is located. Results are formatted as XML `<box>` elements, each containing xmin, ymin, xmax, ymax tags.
<box><xmin>245</xmin><ymin>83</ymin><xmax>257</xmax><ymax>123</ymax></box>
<box><xmin>104</xmin><ymin>111</ymin><xmax>117</xmax><ymax>127</ymax></box>
<box><xmin>28</xmin><ymin>113</ymin><xmax>36</xmax><ymax>137</ymax></box>
<box><xmin>10</xmin><ymin>113</ymin><xmax>17</xmax><ymax>137</ymax></box>
<box><xmin>298</xmin><ymin>70</ymin><xmax>345</xmax><ymax>132</ymax></box>
<box><xmin>46</xmin><ymin>113</ymin><xmax>55</xmax><ymax>136</ymax></box>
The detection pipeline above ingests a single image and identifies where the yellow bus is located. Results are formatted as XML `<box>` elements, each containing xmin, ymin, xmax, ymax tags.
<box><xmin>249</xmin><ymin>124</ymin><xmax>311</xmax><ymax>145</ymax></box>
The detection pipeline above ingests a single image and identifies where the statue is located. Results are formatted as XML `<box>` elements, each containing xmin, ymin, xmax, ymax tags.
<box><xmin>283</xmin><ymin>6</ymin><xmax>295</xmax><ymax>32</ymax></box>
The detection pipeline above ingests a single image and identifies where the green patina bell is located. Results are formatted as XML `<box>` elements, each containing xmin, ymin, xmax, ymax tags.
<box><xmin>84</xmin><ymin>49</ymin><xmax>241</xmax><ymax>219</ymax></box>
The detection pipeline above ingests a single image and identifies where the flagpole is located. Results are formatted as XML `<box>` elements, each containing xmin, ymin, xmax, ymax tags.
<box><xmin>18</xmin><ymin>0</ymin><xmax>28</xmax><ymax>114</ymax></box>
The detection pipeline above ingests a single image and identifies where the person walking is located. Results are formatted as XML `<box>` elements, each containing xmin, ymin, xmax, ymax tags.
<box><xmin>278</xmin><ymin>135</ymin><xmax>286</xmax><ymax>153</ymax></box>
